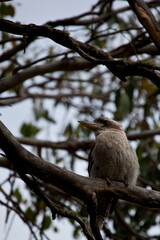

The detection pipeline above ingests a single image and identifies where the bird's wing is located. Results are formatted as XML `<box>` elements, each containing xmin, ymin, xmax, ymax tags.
<box><xmin>88</xmin><ymin>144</ymin><xmax>118</xmax><ymax>228</ymax></box>
<box><xmin>88</xmin><ymin>146</ymin><xmax>94</xmax><ymax>176</ymax></box>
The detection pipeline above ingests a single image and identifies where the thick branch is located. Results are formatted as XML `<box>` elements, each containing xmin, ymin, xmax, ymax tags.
<box><xmin>0</xmin><ymin>58</ymin><xmax>94</xmax><ymax>93</ymax></box>
<box><xmin>127</xmin><ymin>0</ymin><xmax>160</xmax><ymax>50</ymax></box>
<box><xmin>0</xmin><ymin>156</ymin><xmax>14</xmax><ymax>169</ymax></box>
<box><xmin>0</xmin><ymin>19</ymin><xmax>160</xmax><ymax>88</ymax></box>
<box><xmin>0</xmin><ymin>121</ymin><xmax>89</xmax><ymax>202</ymax></box>
<box><xmin>0</xmin><ymin>120</ymin><xmax>160</xmax><ymax>210</ymax></box>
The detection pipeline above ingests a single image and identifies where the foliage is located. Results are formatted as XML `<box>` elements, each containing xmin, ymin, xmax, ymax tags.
<box><xmin>0</xmin><ymin>0</ymin><xmax>160</xmax><ymax>240</ymax></box>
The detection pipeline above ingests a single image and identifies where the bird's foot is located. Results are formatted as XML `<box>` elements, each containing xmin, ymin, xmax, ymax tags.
<box><xmin>105</xmin><ymin>177</ymin><xmax>112</xmax><ymax>187</ymax></box>
<box><xmin>105</xmin><ymin>178</ymin><xmax>128</xmax><ymax>188</ymax></box>
<box><xmin>113</xmin><ymin>179</ymin><xmax>128</xmax><ymax>187</ymax></box>
<box><xmin>124</xmin><ymin>181</ymin><xmax>129</xmax><ymax>188</ymax></box>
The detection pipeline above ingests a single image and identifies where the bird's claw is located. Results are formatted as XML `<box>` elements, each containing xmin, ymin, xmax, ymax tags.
<box><xmin>105</xmin><ymin>177</ymin><xmax>111</xmax><ymax>187</ymax></box>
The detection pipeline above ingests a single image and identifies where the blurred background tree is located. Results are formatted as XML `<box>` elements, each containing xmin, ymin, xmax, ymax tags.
<box><xmin>0</xmin><ymin>0</ymin><xmax>160</xmax><ymax>239</ymax></box>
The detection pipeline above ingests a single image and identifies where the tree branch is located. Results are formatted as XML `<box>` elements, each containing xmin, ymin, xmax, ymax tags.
<box><xmin>18</xmin><ymin>174</ymin><xmax>94</xmax><ymax>240</ymax></box>
<box><xmin>127</xmin><ymin>128</ymin><xmax>160</xmax><ymax>140</ymax></box>
<box><xmin>0</xmin><ymin>185</ymin><xmax>39</xmax><ymax>240</ymax></box>
<box><xmin>45</xmin><ymin>1</ymin><xmax>160</xmax><ymax>28</ymax></box>
<box><xmin>1</xmin><ymin>128</ymin><xmax>159</xmax><ymax>170</ymax></box>
<box><xmin>0</xmin><ymin>57</ymin><xmax>94</xmax><ymax>93</ymax></box>
<box><xmin>0</xmin><ymin>19</ymin><xmax>160</xmax><ymax>88</ymax></box>
<box><xmin>0</xmin><ymin>120</ymin><xmax>160</xmax><ymax>238</ymax></box>
<box><xmin>0</xmin><ymin>156</ymin><xmax>14</xmax><ymax>169</ymax></box>
<box><xmin>15</xmin><ymin>128</ymin><xmax>160</xmax><ymax>151</ymax></box>
<box><xmin>0</xmin><ymin>36</ymin><xmax>34</xmax><ymax>63</ymax></box>
<box><xmin>127</xmin><ymin>0</ymin><xmax>160</xmax><ymax>50</ymax></box>
<box><xmin>0</xmin><ymin>120</ymin><xmax>160</xmax><ymax>207</ymax></box>
<box><xmin>115</xmin><ymin>204</ymin><xmax>149</xmax><ymax>240</ymax></box>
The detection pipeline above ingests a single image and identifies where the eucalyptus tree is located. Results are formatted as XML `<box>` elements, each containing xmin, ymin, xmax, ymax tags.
<box><xmin>0</xmin><ymin>1</ymin><xmax>160</xmax><ymax>239</ymax></box>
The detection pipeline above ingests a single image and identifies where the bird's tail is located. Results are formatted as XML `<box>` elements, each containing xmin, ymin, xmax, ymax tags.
<box><xmin>97</xmin><ymin>197</ymin><xmax>117</xmax><ymax>229</ymax></box>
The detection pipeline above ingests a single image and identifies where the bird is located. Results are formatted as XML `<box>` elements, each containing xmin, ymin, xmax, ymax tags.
<box><xmin>79</xmin><ymin>116</ymin><xmax>140</xmax><ymax>228</ymax></box>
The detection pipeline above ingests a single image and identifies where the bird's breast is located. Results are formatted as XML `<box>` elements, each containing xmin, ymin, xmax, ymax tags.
<box><xmin>89</xmin><ymin>130</ymin><xmax>139</xmax><ymax>184</ymax></box>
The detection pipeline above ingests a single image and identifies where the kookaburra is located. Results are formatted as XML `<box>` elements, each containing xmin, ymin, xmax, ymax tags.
<box><xmin>79</xmin><ymin>116</ymin><xmax>139</xmax><ymax>228</ymax></box>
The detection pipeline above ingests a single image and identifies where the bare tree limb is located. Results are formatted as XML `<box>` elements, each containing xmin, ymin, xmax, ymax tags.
<box><xmin>14</xmin><ymin>128</ymin><xmax>160</xmax><ymax>151</ymax></box>
<box><xmin>1</xmin><ymin>120</ymin><xmax>160</xmax><ymax>239</ymax></box>
<box><xmin>127</xmin><ymin>0</ymin><xmax>160</xmax><ymax>50</ymax></box>
<box><xmin>45</xmin><ymin>1</ymin><xmax>160</xmax><ymax>27</ymax></box>
<box><xmin>127</xmin><ymin>128</ymin><xmax>160</xmax><ymax>140</ymax></box>
<box><xmin>115</xmin><ymin>204</ymin><xmax>149</xmax><ymax>240</ymax></box>
<box><xmin>18</xmin><ymin>174</ymin><xmax>94</xmax><ymax>240</ymax></box>
<box><xmin>0</xmin><ymin>185</ymin><xmax>40</xmax><ymax>240</ymax></box>
<box><xmin>0</xmin><ymin>58</ymin><xmax>94</xmax><ymax>93</ymax></box>
<box><xmin>0</xmin><ymin>36</ymin><xmax>34</xmax><ymax>63</ymax></box>
<box><xmin>0</xmin><ymin>156</ymin><xmax>14</xmax><ymax>169</ymax></box>
<box><xmin>0</xmin><ymin>92</ymin><xmax>109</xmax><ymax>106</ymax></box>
<box><xmin>46</xmin><ymin>6</ymin><xmax>130</xmax><ymax>27</ymax></box>
<box><xmin>0</xmin><ymin>120</ymin><xmax>160</xmax><ymax>209</ymax></box>
<box><xmin>0</xmin><ymin>19</ymin><xmax>160</xmax><ymax>87</ymax></box>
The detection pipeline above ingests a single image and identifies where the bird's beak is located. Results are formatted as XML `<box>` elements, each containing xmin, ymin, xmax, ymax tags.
<box><xmin>78</xmin><ymin>120</ymin><xmax>100</xmax><ymax>131</ymax></box>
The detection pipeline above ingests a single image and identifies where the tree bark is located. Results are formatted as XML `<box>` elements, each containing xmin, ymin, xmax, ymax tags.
<box><xmin>0</xmin><ymin>120</ymin><xmax>160</xmax><ymax>209</ymax></box>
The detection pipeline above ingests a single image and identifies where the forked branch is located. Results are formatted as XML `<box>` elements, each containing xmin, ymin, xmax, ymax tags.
<box><xmin>0</xmin><ymin>121</ymin><xmax>160</xmax><ymax>239</ymax></box>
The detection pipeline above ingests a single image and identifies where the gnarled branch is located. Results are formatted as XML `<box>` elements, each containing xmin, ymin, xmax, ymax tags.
<box><xmin>0</xmin><ymin>121</ymin><xmax>160</xmax><ymax>239</ymax></box>
<box><xmin>0</xmin><ymin>19</ymin><xmax>160</xmax><ymax>88</ymax></box>
<box><xmin>127</xmin><ymin>0</ymin><xmax>160</xmax><ymax>50</ymax></box>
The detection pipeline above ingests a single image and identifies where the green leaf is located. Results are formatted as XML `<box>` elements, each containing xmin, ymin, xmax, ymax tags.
<box><xmin>33</xmin><ymin>198</ymin><xmax>45</xmax><ymax>211</ymax></box>
<box><xmin>34</xmin><ymin>107</ymin><xmax>55</xmax><ymax>123</ymax></box>
<box><xmin>73</xmin><ymin>225</ymin><xmax>81</xmax><ymax>238</ymax></box>
<box><xmin>41</xmin><ymin>215</ymin><xmax>51</xmax><ymax>230</ymax></box>
<box><xmin>14</xmin><ymin>188</ymin><xmax>22</xmax><ymax>202</ymax></box>
<box><xmin>119</xmin><ymin>92</ymin><xmax>131</xmax><ymax>114</ymax></box>
<box><xmin>56</xmin><ymin>157</ymin><xmax>63</xmax><ymax>164</ymax></box>
<box><xmin>69</xmin><ymin>218</ymin><xmax>75</xmax><ymax>225</ymax></box>
<box><xmin>20</xmin><ymin>123</ymin><xmax>41</xmax><ymax>137</ymax></box>
<box><xmin>0</xmin><ymin>3</ymin><xmax>15</xmax><ymax>18</ymax></box>
<box><xmin>25</xmin><ymin>207</ymin><xmax>37</xmax><ymax>223</ymax></box>
<box><xmin>63</xmin><ymin>123</ymin><xmax>73</xmax><ymax>138</ymax></box>
<box><xmin>114</xmin><ymin>91</ymin><xmax>131</xmax><ymax>120</ymax></box>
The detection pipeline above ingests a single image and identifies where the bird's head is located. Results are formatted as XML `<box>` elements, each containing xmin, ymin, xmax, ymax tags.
<box><xmin>78</xmin><ymin>116</ymin><xmax>123</xmax><ymax>136</ymax></box>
